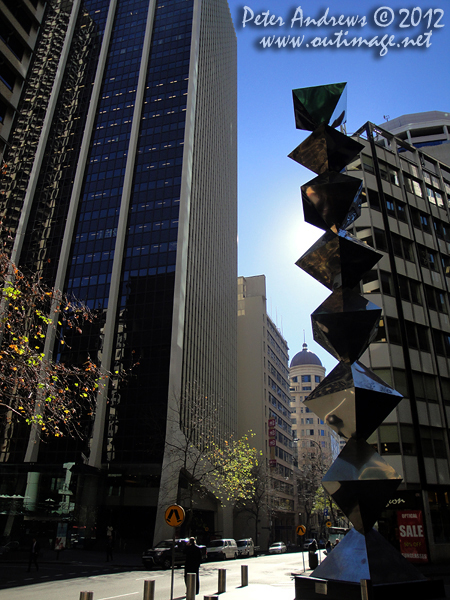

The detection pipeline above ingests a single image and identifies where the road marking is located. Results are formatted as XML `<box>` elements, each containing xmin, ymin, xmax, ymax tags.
<box><xmin>96</xmin><ymin>593</ymin><xmax>139</xmax><ymax>600</ymax></box>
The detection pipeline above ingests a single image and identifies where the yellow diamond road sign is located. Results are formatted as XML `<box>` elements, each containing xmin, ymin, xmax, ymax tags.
<box><xmin>296</xmin><ymin>525</ymin><xmax>306</xmax><ymax>536</ymax></box>
<box><xmin>165</xmin><ymin>504</ymin><xmax>185</xmax><ymax>527</ymax></box>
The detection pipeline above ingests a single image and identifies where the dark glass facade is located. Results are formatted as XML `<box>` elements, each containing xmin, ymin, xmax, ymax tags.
<box><xmin>0</xmin><ymin>0</ymin><xmax>237</xmax><ymax>546</ymax></box>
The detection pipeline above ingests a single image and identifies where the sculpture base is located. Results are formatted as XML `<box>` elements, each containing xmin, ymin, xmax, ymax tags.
<box><xmin>293</xmin><ymin>575</ymin><xmax>446</xmax><ymax>600</ymax></box>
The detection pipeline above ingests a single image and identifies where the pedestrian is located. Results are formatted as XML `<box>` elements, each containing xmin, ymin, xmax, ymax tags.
<box><xmin>325</xmin><ymin>540</ymin><xmax>332</xmax><ymax>555</ymax></box>
<box><xmin>28</xmin><ymin>538</ymin><xmax>40</xmax><ymax>572</ymax></box>
<box><xmin>308</xmin><ymin>539</ymin><xmax>318</xmax><ymax>569</ymax></box>
<box><xmin>106</xmin><ymin>535</ymin><xmax>114</xmax><ymax>562</ymax></box>
<box><xmin>184</xmin><ymin>537</ymin><xmax>202</xmax><ymax>595</ymax></box>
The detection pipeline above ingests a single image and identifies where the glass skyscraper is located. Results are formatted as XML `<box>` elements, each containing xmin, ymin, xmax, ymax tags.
<box><xmin>0</xmin><ymin>0</ymin><xmax>237</xmax><ymax>545</ymax></box>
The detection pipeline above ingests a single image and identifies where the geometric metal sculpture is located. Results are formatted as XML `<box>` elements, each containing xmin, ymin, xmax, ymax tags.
<box><xmin>301</xmin><ymin>172</ymin><xmax>364</xmax><ymax>231</ymax></box>
<box><xmin>288</xmin><ymin>124</ymin><xmax>364</xmax><ymax>175</ymax></box>
<box><xmin>293</xmin><ymin>82</ymin><xmax>348</xmax><ymax>132</ymax></box>
<box><xmin>289</xmin><ymin>83</ymin><xmax>444</xmax><ymax>598</ymax></box>
<box><xmin>322</xmin><ymin>439</ymin><xmax>402</xmax><ymax>534</ymax></box>
<box><xmin>310</xmin><ymin>528</ymin><xmax>428</xmax><ymax>585</ymax></box>
<box><xmin>296</xmin><ymin>230</ymin><xmax>382</xmax><ymax>291</ymax></box>
<box><xmin>305</xmin><ymin>361</ymin><xmax>402</xmax><ymax>440</ymax></box>
<box><xmin>311</xmin><ymin>289</ymin><xmax>382</xmax><ymax>363</ymax></box>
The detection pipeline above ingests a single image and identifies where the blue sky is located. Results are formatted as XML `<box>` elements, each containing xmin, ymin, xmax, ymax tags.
<box><xmin>228</xmin><ymin>0</ymin><xmax>450</xmax><ymax>373</ymax></box>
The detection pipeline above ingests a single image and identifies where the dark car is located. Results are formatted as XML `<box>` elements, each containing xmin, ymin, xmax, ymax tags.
<box><xmin>142</xmin><ymin>539</ymin><xmax>207</xmax><ymax>570</ymax></box>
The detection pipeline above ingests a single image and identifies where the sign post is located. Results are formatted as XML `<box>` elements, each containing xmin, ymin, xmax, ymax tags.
<box><xmin>296</xmin><ymin>525</ymin><xmax>306</xmax><ymax>572</ymax></box>
<box><xmin>164</xmin><ymin>505</ymin><xmax>185</xmax><ymax>600</ymax></box>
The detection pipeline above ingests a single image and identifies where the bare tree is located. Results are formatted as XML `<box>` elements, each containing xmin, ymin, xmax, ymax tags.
<box><xmin>234</xmin><ymin>461</ymin><xmax>271</xmax><ymax>547</ymax></box>
<box><xmin>296</xmin><ymin>444</ymin><xmax>331</xmax><ymax>539</ymax></box>
<box><xmin>161</xmin><ymin>383</ymin><xmax>261</xmax><ymax>535</ymax></box>
<box><xmin>0</xmin><ymin>251</ymin><xmax>107</xmax><ymax>443</ymax></box>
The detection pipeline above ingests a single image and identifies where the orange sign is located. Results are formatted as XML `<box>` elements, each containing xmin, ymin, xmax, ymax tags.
<box><xmin>164</xmin><ymin>505</ymin><xmax>185</xmax><ymax>527</ymax></box>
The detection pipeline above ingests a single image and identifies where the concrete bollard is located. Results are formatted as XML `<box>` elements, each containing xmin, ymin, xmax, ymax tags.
<box><xmin>218</xmin><ymin>568</ymin><xmax>226</xmax><ymax>593</ymax></box>
<box><xmin>143</xmin><ymin>579</ymin><xmax>155</xmax><ymax>600</ymax></box>
<box><xmin>186</xmin><ymin>573</ymin><xmax>196</xmax><ymax>600</ymax></box>
<box><xmin>79</xmin><ymin>593</ymin><xmax>93</xmax><ymax>600</ymax></box>
<box><xmin>241</xmin><ymin>564</ymin><xmax>248</xmax><ymax>587</ymax></box>
<box><xmin>360</xmin><ymin>579</ymin><xmax>373</xmax><ymax>600</ymax></box>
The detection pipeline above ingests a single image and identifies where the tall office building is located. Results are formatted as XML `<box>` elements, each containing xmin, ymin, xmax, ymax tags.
<box><xmin>346</xmin><ymin>113</ymin><xmax>450</xmax><ymax>561</ymax></box>
<box><xmin>1</xmin><ymin>0</ymin><xmax>47</xmax><ymax>161</ymax></box>
<box><xmin>237</xmin><ymin>275</ymin><xmax>296</xmax><ymax>548</ymax></box>
<box><xmin>0</xmin><ymin>0</ymin><xmax>237</xmax><ymax>546</ymax></box>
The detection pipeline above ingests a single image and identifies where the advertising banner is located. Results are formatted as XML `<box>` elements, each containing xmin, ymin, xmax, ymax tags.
<box><xmin>397</xmin><ymin>509</ymin><xmax>428</xmax><ymax>563</ymax></box>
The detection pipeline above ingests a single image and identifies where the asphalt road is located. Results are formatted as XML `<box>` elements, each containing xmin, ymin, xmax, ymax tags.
<box><xmin>0</xmin><ymin>552</ymin><xmax>307</xmax><ymax>600</ymax></box>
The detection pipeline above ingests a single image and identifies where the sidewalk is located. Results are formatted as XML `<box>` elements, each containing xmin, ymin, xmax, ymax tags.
<box><xmin>2</xmin><ymin>547</ymin><xmax>449</xmax><ymax>599</ymax></box>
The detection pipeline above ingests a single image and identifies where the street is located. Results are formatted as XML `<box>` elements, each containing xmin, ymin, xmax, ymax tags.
<box><xmin>0</xmin><ymin>552</ymin><xmax>310</xmax><ymax>600</ymax></box>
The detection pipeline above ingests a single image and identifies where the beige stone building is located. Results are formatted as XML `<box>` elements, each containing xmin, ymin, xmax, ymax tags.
<box><xmin>237</xmin><ymin>275</ymin><xmax>296</xmax><ymax>548</ymax></box>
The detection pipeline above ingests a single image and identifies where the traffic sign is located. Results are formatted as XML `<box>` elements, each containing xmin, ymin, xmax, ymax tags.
<box><xmin>296</xmin><ymin>525</ymin><xmax>306</xmax><ymax>536</ymax></box>
<box><xmin>165</xmin><ymin>504</ymin><xmax>185</xmax><ymax>527</ymax></box>
<box><xmin>326</xmin><ymin>521</ymin><xmax>332</xmax><ymax>528</ymax></box>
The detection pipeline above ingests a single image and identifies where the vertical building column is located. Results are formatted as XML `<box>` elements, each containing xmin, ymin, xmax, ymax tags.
<box><xmin>9</xmin><ymin>0</ymin><xmax>83</xmax><ymax>268</ymax></box>
<box><xmin>89</xmin><ymin>0</ymin><xmax>158</xmax><ymax>469</ymax></box>
<box><xmin>24</xmin><ymin>0</ymin><xmax>120</xmax><ymax>464</ymax></box>
<box><xmin>153</xmin><ymin>0</ymin><xmax>203</xmax><ymax>544</ymax></box>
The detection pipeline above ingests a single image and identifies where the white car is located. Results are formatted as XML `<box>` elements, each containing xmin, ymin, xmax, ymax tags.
<box><xmin>268</xmin><ymin>541</ymin><xmax>286</xmax><ymax>554</ymax></box>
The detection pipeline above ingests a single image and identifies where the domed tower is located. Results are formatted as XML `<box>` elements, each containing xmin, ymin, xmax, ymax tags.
<box><xmin>289</xmin><ymin>343</ymin><xmax>339</xmax><ymax>462</ymax></box>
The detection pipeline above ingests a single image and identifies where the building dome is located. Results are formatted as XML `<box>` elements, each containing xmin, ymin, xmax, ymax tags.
<box><xmin>290</xmin><ymin>343</ymin><xmax>323</xmax><ymax>368</ymax></box>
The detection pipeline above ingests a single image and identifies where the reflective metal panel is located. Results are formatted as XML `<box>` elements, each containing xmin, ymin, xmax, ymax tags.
<box><xmin>292</xmin><ymin>82</ymin><xmax>347</xmax><ymax>131</ymax></box>
<box><xmin>301</xmin><ymin>172</ymin><xmax>363</xmax><ymax>231</ymax></box>
<box><xmin>296</xmin><ymin>230</ymin><xmax>382</xmax><ymax>291</ymax></box>
<box><xmin>322</xmin><ymin>439</ymin><xmax>402</xmax><ymax>533</ymax></box>
<box><xmin>311</xmin><ymin>289</ymin><xmax>381</xmax><ymax>362</ymax></box>
<box><xmin>312</xmin><ymin>528</ymin><xmax>426</xmax><ymax>584</ymax></box>
<box><xmin>288</xmin><ymin>124</ymin><xmax>364</xmax><ymax>174</ymax></box>
<box><xmin>305</xmin><ymin>361</ymin><xmax>403</xmax><ymax>439</ymax></box>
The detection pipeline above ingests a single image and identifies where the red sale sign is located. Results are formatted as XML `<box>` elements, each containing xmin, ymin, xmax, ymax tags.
<box><xmin>397</xmin><ymin>510</ymin><xmax>428</xmax><ymax>563</ymax></box>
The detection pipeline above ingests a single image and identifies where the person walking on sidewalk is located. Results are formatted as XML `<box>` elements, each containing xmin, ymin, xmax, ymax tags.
<box><xmin>184</xmin><ymin>537</ymin><xmax>202</xmax><ymax>595</ymax></box>
<box><xmin>106</xmin><ymin>535</ymin><xmax>114</xmax><ymax>562</ymax></box>
<box><xmin>28</xmin><ymin>538</ymin><xmax>40</xmax><ymax>572</ymax></box>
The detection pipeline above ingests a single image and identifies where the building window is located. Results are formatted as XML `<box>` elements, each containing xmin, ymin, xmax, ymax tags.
<box><xmin>315</xmin><ymin>375</ymin><xmax>321</xmax><ymax>383</ymax></box>
<box><xmin>292</xmin><ymin>376</ymin><xmax>298</xmax><ymax>382</ymax></box>
<box><xmin>301</xmin><ymin>375</ymin><xmax>311</xmax><ymax>382</ymax></box>
<box><xmin>379</xmin><ymin>424</ymin><xmax>400</xmax><ymax>454</ymax></box>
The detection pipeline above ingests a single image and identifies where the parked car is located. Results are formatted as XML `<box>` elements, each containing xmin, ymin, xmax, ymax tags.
<box><xmin>236</xmin><ymin>538</ymin><xmax>255</xmax><ymax>557</ymax></box>
<box><xmin>268</xmin><ymin>541</ymin><xmax>287</xmax><ymax>554</ymax></box>
<box><xmin>0</xmin><ymin>541</ymin><xmax>19</xmax><ymax>557</ymax></box>
<box><xmin>303</xmin><ymin>538</ymin><xmax>317</xmax><ymax>550</ymax></box>
<box><xmin>206</xmin><ymin>539</ymin><xmax>238</xmax><ymax>560</ymax></box>
<box><xmin>142</xmin><ymin>538</ymin><xmax>207</xmax><ymax>570</ymax></box>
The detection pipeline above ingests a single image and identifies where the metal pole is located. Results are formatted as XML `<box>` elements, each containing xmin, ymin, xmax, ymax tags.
<box><xmin>79</xmin><ymin>593</ymin><xmax>93</xmax><ymax>600</ymax></box>
<box><xmin>241</xmin><ymin>564</ymin><xmax>248</xmax><ymax>587</ymax></box>
<box><xmin>302</xmin><ymin>548</ymin><xmax>305</xmax><ymax>572</ymax></box>
<box><xmin>170</xmin><ymin>529</ymin><xmax>175</xmax><ymax>600</ymax></box>
<box><xmin>143</xmin><ymin>580</ymin><xmax>155</xmax><ymax>600</ymax></box>
<box><xmin>186</xmin><ymin>573</ymin><xmax>196</xmax><ymax>600</ymax></box>
<box><xmin>218</xmin><ymin>569</ymin><xmax>226</xmax><ymax>593</ymax></box>
<box><xmin>360</xmin><ymin>579</ymin><xmax>373</xmax><ymax>600</ymax></box>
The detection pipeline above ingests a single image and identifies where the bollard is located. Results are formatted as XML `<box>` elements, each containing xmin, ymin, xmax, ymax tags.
<box><xmin>79</xmin><ymin>593</ymin><xmax>93</xmax><ymax>600</ymax></box>
<box><xmin>186</xmin><ymin>573</ymin><xmax>196</xmax><ymax>600</ymax></box>
<box><xmin>218</xmin><ymin>568</ymin><xmax>226</xmax><ymax>594</ymax></box>
<box><xmin>360</xmin><ymin>579</ymin><xmax>373</xmax><ymax>600</ymax></box>
<box><xmin>241</xmin><ymin>564</ymin><xmax>248</xmax><ymax>587</ymax></box>
<box><xmin>143</xmin><ymin>579</ymin><xmax>155</xmax><ymax>600</ymax></box>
